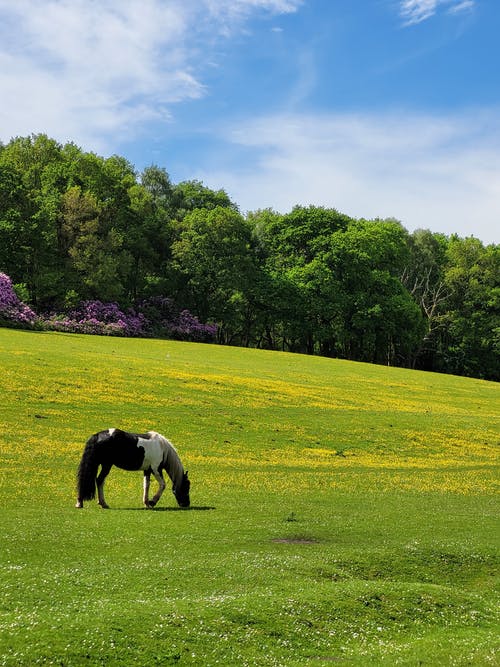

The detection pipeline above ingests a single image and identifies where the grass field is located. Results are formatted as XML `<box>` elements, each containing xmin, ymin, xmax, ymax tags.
<box><xmin>0</xmin><ymin>327</ymin><xmax>498</xmax><ymax>666</ymax></box>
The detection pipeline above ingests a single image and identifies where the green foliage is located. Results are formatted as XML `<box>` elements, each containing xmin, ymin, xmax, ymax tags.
<box><xmin>251</xmin><ymin>205</ymin><xmax>350</xmax><ymax>267</ymax></box>
<box><xmin>0</xmin><ymin>164</ymin><xmax>31</xmax><ymax>283</ymax></box>
<box><xmin>250</xmin><ymin>212</ymin><xmax>426</xmax><ymax>364</ymax></box>
<box><xmin>0</xmin><ymin>134</ymin><xmax>498</xmax><ymax>379</ymax></box>
<box><xmin>0</xmin><ymin>329</ymin><xmax>498</xmax><ymax>665</ymax></box>
<box><xmin>441</xmin><ymin>238</ymin><xmax>500</xmax><ymax>379</ymax></box>
<box><xmin>173</xmin><ymin>179</ymin><xmax>238</xmax><ymax>219</ymax></box>
<box><xmin>172</xmin><ymin>207</ymin><xmax>259</xmax><ymax>341</ymax></box>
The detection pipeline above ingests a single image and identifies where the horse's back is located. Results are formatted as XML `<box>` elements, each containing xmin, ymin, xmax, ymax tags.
<box><xmin>88</xmin><ymin>428</ymin><xmax>171</xmax><ymax>472</ymax></box>
<box><xmin>94</xmin><ymin>428</ymin><xmax>146</xmax><ymax>471</ymax></box>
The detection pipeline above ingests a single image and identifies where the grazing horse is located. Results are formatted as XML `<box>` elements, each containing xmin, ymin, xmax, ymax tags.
<box><xmin>76</xmin><ymin>428</ymin><xmax>190</xmax><ymax>509</ymax></box>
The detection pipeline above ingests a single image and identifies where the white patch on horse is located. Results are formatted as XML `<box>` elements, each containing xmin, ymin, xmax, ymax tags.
<box><xmin>143</xmin><ymin>473</ymin><xmax>151</xmax><ymax>508</ymax></box>
<box><xmin>139</xmin><ymin>434</ymin><xmax>166</xmax><ymax>507</ymax></box>
<box><xmin>96</xmin><ymin>428</ymin><xmax>113</xmax><ymax>443</ymax></box>
<box><xmin>137</xmin><ymin>435</ymin><xmax>163</xmax><ymax>471</ymax></box>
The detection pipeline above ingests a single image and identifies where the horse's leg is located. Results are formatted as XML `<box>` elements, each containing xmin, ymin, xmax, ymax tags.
<box><xmin>148</xmin><ymin>469</ymin><xmax>166</xmax><ymax>507</ymax></box>
<box><xmin>96</xmin><ymin>463</ymin><xmax>112</xmax><ymax>508</ymax></box>
<box><xmin>143</xmin><ymin>471</ymin><xmax>152</xmax><ymax>508</ymax></box>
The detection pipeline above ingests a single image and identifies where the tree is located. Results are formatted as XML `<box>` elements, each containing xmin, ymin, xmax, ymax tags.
<box><xmin>141</xmin><ymin>165</ymin><xmax>173</xmax><ymax>207</ymax></box>
<box><xmin>248</xmin><ymin>206</ymin><xmax>353</xmax><ymax>353</ymax></box>
<box><xmin>0</xmin><ymin>164</ymin><xmax>30</xmax><ymax>285</ymax></box>
<box><xmin>171</xmin><ymin>206</ymin><xmax>257</xmax><ymax>342</ymax></box>
<box><xmin>252</xmin><ymin>205</ymin><xmax>351</xmax><ymax>267</ymax></box>
<box><xmin>326</xmin><ymin>219</ymin><xmax>423</xmax><ymax>365</ymax></box>
<box><xmin>58</xmin><ymin>186</ymin><xmax>128</xmax><ymax>302</ymax></box>
<box><xmin>0</xmin><ymin>134</ymin><xmax>66</xmax><ymax>306</ymax></box>
<box><xmin>402</xmin><ymin>229</ymin><xmax>450</xmax><ymax>369</ymax></box>
<box><xmin>172</xmin><ymin>180</ymin><xmax>237</xmax><ymax>219</ymax></box>
<box><xmin>441</xmin><ymin>237</ymin><xmax>499</xmax><ymax>380</ymax></box>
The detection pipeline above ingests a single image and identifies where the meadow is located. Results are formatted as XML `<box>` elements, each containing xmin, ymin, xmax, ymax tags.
<box><xmin>0</xmin><ymin>327</ymin><xmax>498</xmax><ymax>666</ymax></box>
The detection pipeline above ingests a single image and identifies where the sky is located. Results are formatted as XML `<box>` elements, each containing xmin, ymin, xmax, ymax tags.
<box><xmin>0</xmin><ymin>0</ymin><xmax>499</xmax><ymax>244</ymax></box>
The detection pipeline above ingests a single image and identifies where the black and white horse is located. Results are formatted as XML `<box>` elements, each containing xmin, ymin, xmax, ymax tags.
<box><xmin>76</xmin><ymin>428</ymin><xmax>190</xmax><ymax>509</ymax></box>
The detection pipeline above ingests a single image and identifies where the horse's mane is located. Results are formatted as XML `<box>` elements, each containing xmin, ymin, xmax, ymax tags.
<box><xmin>149</xmin><ymin>432</ymin><xmax>185</xmax><ymax>484</ymax></box>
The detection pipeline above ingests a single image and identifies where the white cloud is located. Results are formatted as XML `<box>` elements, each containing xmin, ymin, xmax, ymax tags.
<box><xmin>203</xmin><ymin>0</ymin><xmax>302</xmax><ymax>17</ymax></box>
<box><xmin>200</xmin><ymin>111</ymin><xmax>500</xmax><ymax>244</ymax></box>
<box><xmin>400</xmin><ymin>0</ymin><xmax>438</xmax><ymax>25</ymax></box>
<box><xmin>400</xmin><ymin>0</ymin><xmax>475</xmax><ymax>26</ymax></box>
<box><xmin>0</xmin><ymin>0</ymin><xmax>301</xmax><ymax>152</ymax></box>
<box><xmin>447</xmin><ymin>0</ymin><xmax>475</xmax><ymax>15</ymax></box>
<box><xmin>0</xmin><ymin>0</ymin><xmax>194</xmax><ymax>150</ymax></box>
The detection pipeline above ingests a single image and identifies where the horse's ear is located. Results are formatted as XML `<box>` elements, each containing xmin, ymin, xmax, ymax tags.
<box><xmin>184</xmin><ymin>470</ymin><xmax>189</xmax><ymax>477</ymax></box>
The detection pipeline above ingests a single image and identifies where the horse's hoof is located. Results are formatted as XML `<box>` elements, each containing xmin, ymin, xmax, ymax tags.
<box><xmin>148</xmin><ymin>500</ymin><xmax>157</xmax><ymax>508</ymax></box>
<box><xmin>75</xmin><ymin>501</ymin><xmax>83</xmax><ymax>509</ymax></box>
<box><xmin>98</xmin><ymin>503</ymin><xmax>110</xmax><ymax>509</ymax></box>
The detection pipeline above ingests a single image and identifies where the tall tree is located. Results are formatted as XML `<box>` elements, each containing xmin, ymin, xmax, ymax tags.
<box><xmin>441</xmin><ymin>237</ymin><xmax>499</xmax><ymax>380</ymax></box>
<box><xmin>0</xmin><ymin>164</ymin><xmax>30</xmax><ymax>286</ymax></box>
<box><xmin>253</xmin><ymin>205</ymin><xmax>350</xmax><ymax>266</ymax></box>
<box><xmin>172</xmin><ymin>180</ymin><xmax>237</xmax><ymax>219</ymax></box>
<box><xmin>402</xmin><ymin>229</ymin><xmax>450</xmax><ymax>369</ymax></box>
<box><xmin>0</xmin><ymin>134</ymin><xmax>65</xmax><ymax>306</ymax></box>
<box><xmin>326</xmin><ymin>219</ymin><xmax>423</xmax><ymax>365</ymax></box>
<box><xmin>141</xmin><ymin>165</ymin><xmax>173</xmax><ymax>206</ymax></box>
<box><xmin>171</xmin><ymin>206</ymin><xmax>257</xmax><ymax>342</ymax></box>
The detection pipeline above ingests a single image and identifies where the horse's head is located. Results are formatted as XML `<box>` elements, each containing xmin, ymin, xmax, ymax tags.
<box><xmin>173</xmin><ymin>470</ymin><xmax>190</xmax><ymax>508</ymax></box>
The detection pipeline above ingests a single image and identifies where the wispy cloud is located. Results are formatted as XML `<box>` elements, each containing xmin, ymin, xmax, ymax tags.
<box><xmin>447</xmin><ymin>0</ymin><xmax>475</xmax><ymax>15</ymax></box>
<box><xmin>0</xmin><ymin>0</ymin><xmax>302</xmax><ymax>151</ymax></box>
<box><xmin>203</xmin><ymin>0</ymin><xmax>303</xmax><ymax>18</ymax></box>
<box><xmin>400</xmin><ymin>0</ymin><xmax>476</xmax><ymax>26</ymax></box>
<box><xmin>201</xmin><ymin>110</ymin><xmax>500</xmax><ymax>244</ymax></box>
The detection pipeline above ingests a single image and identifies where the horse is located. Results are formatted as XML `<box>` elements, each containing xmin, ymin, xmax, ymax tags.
<box><xmin>75</xmin><ymin>428</ymin><xmax>190</xmax><ymax>509</ymax></box>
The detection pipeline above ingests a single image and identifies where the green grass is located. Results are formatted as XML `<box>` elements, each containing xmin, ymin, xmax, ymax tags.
<box><xmin>0</xmin><ymin>327</ymin><xmax>498</xmax><ymax>666</ymax></box>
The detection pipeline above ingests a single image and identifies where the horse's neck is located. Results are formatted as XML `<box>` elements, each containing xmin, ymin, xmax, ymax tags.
<box><xmin>160</xmin><ymin>436</ymin><xmax>184</xmax><ymax>485</ymax></box>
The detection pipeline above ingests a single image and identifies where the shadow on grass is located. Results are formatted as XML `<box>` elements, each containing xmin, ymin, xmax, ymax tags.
<box><xmin>111</xmin><ymin>506</ymin><xmax>216</xmax><ymax>512</ymax></box>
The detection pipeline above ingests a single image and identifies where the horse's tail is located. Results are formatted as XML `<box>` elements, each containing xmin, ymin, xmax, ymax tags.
<box><xmin>76</xmin><ymin>434</ymin><xmax>101</xmax><ymax>501</ymax></box>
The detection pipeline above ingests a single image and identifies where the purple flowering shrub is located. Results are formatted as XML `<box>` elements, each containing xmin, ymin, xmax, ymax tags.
<box><xmin>44</xmin><ymin>297</ymin><xmax>216</xmax><ymax>340</ymax></box>
<box><xmin>71</xmin><ymin>301</ymin><xmax>146</xmax><ymax>336</ymax></box>
<box><xmin>45</xmin><ymin>298</ymin><xmax>217</xmax><ymax>340</ymax></box>
<box><xmin>137</xmin><ymin>296</ymin><xmax>217</xmax><ymax>342</ymax></box>
<box><xmin>0</xmin><ymin>273</ymin><xmax>37</xmax><ymax>326</ymax></box>
<box><xmin>44</xmin><ymin>300</ymin><xmax>147</xmax><ymax>337</ymax></box>
<box><xmin>169</xmin><ymin>309</ymin><xmax>218</xmax><ymax>342</ymax></box>
<box><xmin>0</xmin><ymin>272</ymin><xmax>216</xmax><ymax>342</ymax></box>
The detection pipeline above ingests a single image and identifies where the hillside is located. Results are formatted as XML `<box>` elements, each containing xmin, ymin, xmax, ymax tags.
<box><xmin>0</xmin><ymin>327</ymin><xmax>498</xmax><ymax>665</ymax></box>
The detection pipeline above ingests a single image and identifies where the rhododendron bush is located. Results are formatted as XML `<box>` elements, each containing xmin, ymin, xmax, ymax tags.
<box><xmin>0</xmin><ymin>273</ymin><xmax>37</xmax><ymax>326</ymax></box>
<box><xmin>0</xmin><ymin>273</ymin><xmax>216</xmax><ymax>341</ymax></box>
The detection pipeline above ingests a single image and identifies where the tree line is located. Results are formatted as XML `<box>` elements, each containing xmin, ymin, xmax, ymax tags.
<box><xmin>0</xmin><ymin>134</ymin><xmax>498</xmax><ymax>380</ymax></box>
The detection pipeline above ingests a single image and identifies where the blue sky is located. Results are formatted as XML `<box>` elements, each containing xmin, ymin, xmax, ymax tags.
<box><xmin>0</xmin><ymin>0</ymin><xmax>498</xmax><ymax>243</ymax></box>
